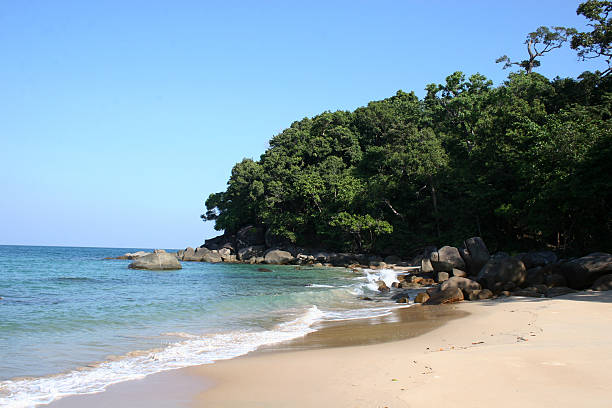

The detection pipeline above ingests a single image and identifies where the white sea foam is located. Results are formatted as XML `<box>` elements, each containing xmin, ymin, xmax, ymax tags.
<box><xmin>363</xmin><ymin>268</ymin><xmax>400</xmax><ymax>291</ymax></box>
<box><xmin>1</xmin><ymin>268</ymin><xmax>410</xmax><ymax>407</ymax></box>
<box><xmin>0</xmin><ymin>306</ymin><xmax>324</xmax><ymax>408</ymax></box>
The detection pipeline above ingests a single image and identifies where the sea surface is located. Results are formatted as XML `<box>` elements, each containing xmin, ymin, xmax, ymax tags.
<box><xmin>0</xmin><ymin>245</ymin><xmax>413</xmax><ymax>407</ymax></box>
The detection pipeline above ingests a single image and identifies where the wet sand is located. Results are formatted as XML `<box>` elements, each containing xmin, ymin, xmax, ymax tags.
<box><xmin>49</xmin><ymin>291</ymin><xmax>612</xmax><ymax>408</ymax></box>
<box><xmin>48</xmin><ymin>304</ymin><xmax>463</xmax><ymax>408</ymax></box>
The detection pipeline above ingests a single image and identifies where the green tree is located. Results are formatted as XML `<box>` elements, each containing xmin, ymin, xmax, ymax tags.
<box><xmin>571</xmin><ymin>0</ymin><xmax>612</xmax><ymax>76</ymax></box>
<box><xmin>497</xmin><ymin>26</ymin><xmax>576</xmax><ymax>73</ymax></box>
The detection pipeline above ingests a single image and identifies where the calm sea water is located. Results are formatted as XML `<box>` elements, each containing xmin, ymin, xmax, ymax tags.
<box><xmin>0</xmin><ymin>245</ymin><xmax>410</xmax><ymax>407</ymax></box>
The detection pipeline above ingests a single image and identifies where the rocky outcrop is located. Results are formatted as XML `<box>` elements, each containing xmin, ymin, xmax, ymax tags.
<box><xmin>559</xmin><ymin>253</ymin><xmax>612</xmax><ymax>289</ymax></box>
<box><xmin>264</xmin><ymin>249</ymin><xmax>294</xmax><ymax>265</ymax></box>
<box><xmin>424</xmin><ymin>287</ymin><xmax>464</xmax><ymax>305</ymax></box>
<box><xmin>431</xmin><ymin>246</ymin><xmax>466</xmax><ymax>270</ymax></box>
<box><xmin>236</xmin><ymin>225</ymin><xmax>265</xmax><ymax>249</ymax></box>
<box><xmin>519</xmin><ymin>251</ymin><xmax>557</xmax><ymax>269</ymax></box>
<box><xmin>592</xmin><ymin>274</ymin><xmax>612</xmax><ymax>291</ymax></box>
<box><xmin>440</xmin><ymin>276</ymin><xmax>481</xmax><ymax>293</ymax></box>
<box><xmin>462</xmin><ymin>237</ymin><xmax>490</xmax><ymax>276</ymax></box>
<box><xmin>477</xmin><ymin>257</ymin><xmax>526</xmax><ymax>292</ymax></box>
<box><xmin>128</xmin><ymin>251</ymin><xmax>182</xmax><ymax>270</ymax></box>
<box><xmin>107</xmin><ymin>251</ymin><xmax>150</xmax><ymax>260</ymax></box>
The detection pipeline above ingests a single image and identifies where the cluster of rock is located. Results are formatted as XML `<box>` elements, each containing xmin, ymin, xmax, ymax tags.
<box><xmin>176</xmin><ymin>225</ymin><xmax>416</xmax><ymax>268</ymax></box>
<box><xmin>378</xmin><ymin>237</ymin><xmax>612</xmax><ymax>305</ymax></box>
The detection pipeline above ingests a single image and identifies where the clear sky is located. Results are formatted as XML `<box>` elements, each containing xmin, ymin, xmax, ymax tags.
<box><xmin>0</xmin><ymin>0</ymin><xmax>606</xmax><ymax>249</ymax></box>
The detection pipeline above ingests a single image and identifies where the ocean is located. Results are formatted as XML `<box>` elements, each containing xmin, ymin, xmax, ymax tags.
<box><xmin>0</xmin><ymin>245</ymin><xmax>413</xmax><ymax>407</ymax></box>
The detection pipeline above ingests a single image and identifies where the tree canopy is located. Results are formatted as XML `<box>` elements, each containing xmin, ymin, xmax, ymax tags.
<box><xmin>202</xmin><ymin>1</ymin><xmax>612</xmax><ymax>256</ymax></box>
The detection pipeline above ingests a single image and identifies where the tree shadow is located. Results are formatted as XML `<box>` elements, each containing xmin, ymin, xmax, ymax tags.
<box><xmin>476</xmin><ymin>290</ymin><xmax>612</xmax><ymax>305</ymax></box>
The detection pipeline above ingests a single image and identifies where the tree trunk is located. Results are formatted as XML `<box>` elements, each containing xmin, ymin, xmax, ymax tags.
<box><xmin>429</xmin><ymin>175</ymin><xmax>441</xmax><ymax>240</ymax></box>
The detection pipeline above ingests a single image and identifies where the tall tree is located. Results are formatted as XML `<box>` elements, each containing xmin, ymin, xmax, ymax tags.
<box><xmin>497</xmin><ymin>26</ymin><xmax>576</xmax><ymax>73</ymax></box>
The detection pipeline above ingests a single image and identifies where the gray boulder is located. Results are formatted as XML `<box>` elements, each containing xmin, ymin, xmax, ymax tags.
<box><xmin>463</xmin><ymin>237</ymin><xmax>490</xmax><ymax>275</ymax></box>
<box><xmin>181</xmin><ymin>247</ymin><xmax>199</xmax><ymax>261</ymax></box>
<box><xmin>202</xmin><ymin>251</ymin><xmax>222</xmax><ymax>263</ymax></box>
<box><xmin>559</xmin><ymin>253</ymin><xmax>612</xmax><ymax>289</ymax></box>
<box><xmin>129</xmin><ymin>252</ymin><xmax>182</xmax><ymax>270</ymax></box>
<box><xmin>520</xmin><ymin>251</ymin><xmax>557</xmax><ymax>269</ymax></box>
<box><xmin>477</xmin><ymin>257</ymin><xmax>527</xmax><ymax>292</ymax></box>
<box><xmin>264</xmin><ymin>249</ymin><xmax>294</xmax><ymax>265</ymax></box>
<box><xmin>431</xmin><ymin>246</ymin><xmax>466</xmax><ymax>270</ymax></box>
<box><xmin>592</xmin><ymin>274</ymin><xmax>612</xmax><ymax>291</ymax></box>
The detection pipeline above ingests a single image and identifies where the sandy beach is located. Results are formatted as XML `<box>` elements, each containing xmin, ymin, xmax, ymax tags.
<box><xmin>49</xmin><ymin>290</ymin><xmax>612</xmax><ymax>408</ymax></box>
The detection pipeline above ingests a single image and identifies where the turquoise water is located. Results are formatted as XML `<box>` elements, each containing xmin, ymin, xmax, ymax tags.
<box><xmin>0</xmin><ymin>245</ymin><xmax>408</xmax><ymax>407</ymax></box>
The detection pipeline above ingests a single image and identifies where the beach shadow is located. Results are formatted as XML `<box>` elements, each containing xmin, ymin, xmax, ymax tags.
<box><xmin>476</xmin><ymin>290</ymin><xmax>612</xmax><ymax>306</ymax></box>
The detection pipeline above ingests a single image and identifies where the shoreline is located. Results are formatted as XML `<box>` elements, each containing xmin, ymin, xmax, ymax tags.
<box><xmin>47</xmin><ymin>304</ymin><xmax>466</xmax><ymax>408</ymax></box>
<box><xmin>48</xmin><ymin>290</ymin><xmax>612</xmax><ymax>408</ymax></box>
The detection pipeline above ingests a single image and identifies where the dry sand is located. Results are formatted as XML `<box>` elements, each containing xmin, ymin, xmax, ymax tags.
<box><xmin>49</xmin><ymin>291</ymin><xmax>612</xmax><ymax>408</ymax></box>
<box><xmin>192</xmin><ymin>291</ymin><xmax>612</xmax><ymax>408</ymax></box>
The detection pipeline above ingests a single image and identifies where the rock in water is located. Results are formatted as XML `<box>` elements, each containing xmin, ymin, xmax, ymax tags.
<box><xmin>128</xmin><ymin>252</ymin><xmax>182</xmax><ymax>270</ymax></box>
<box><xmin>414</xmin><ymin>292</ymin><xmax>430</xmax><ymax>303</ymax></box>
<box><xmin>181</xmin><ymin>247</ymin><xmax>199</xmax><ymax>261</ymax></box>
<box><xmin>264</xmin><ymin>249</ymin><xmax>294</xmax><ymax>265</ymax></box>
<box><xmin>377</xmin><ymin>280</ymin><xmax>390</xmax><ymax>293</ymax></box>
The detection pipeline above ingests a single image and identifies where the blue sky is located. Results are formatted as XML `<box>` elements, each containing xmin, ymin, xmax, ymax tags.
<box><xmin>0</xmin><ymin>0</ymin><xmax>606</xmax><ymax>249</ymax></box>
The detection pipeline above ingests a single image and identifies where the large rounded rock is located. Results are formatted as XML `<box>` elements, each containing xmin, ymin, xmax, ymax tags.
<box><xmin>181</xmin><ymin>247</ymin><xmax>199</xmax><ymax>261</ymax></box>
<box><xmin>520</xmin><ymin>251</ymin><xmax>557</xmax><ymax>269</ymax></box>
<box><xmin>202</xmin><ymin>251</ymin><xmax>222</xmax><ymax>263</ymax></box>
<box><xmin>424</xmin><ymin>287</ymin><xmax>464</xmax><ymax>305</ymax></box>
<box><xmin>477</xmin><ymin>257</ymin><xmax>526</xmax><ymax>292</ymax></box>
<box><xmin>559</xmin><ymin>253</ymin><xmax>612</xmax><ymax>289</ymax></box>
<box><xmin>264</xmin><ymin>249</ymin><xmax>295</xmax><ymax>265</ymax></box>
<box><xmin>431</xmin><ymin>260</ymin><xmax>453</xmax><ymax>273</ymax></box>
<box><xmin>592</xmin><ymin>274</ymin><xmax>612</xmax><ymax>291</ymax></box>
<box><xmin>431</xmin><ymin>246</ymin><xmax>466</xmax><ymax>270</ymax></box>
<box><xmin>129</xmin><ymin>252</ymin><xmax>182</xmax><ymax>270</ymax></box>
<box><xmin>421</xmin><ymin>258</ymin><xmax>434</xmax><ymax>273</ymax></box>
<box><xmin>463</xmin><ymin>237</ymin><xmax>490</xmax><ymax>275</ymax></box>
<box><xmin>440</xmin><ymin>276</ymin><xmax>481</xmax><ymax>293</ymax></box>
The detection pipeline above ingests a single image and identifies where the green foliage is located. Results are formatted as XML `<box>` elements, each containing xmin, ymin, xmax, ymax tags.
<box><xmin>202</xmin><ymin>3</ymin><xmax>612</xmax><ymax>255</ymax></box>
<box><xmin>571</xmin><ymin>0</ymin><xmax>612</xmax><ymax>76</ymax></box>
<box><xmin>329</xmin><ymin>212</ymin><xmax>393</xmax><ymax>252</ymax></box>
<box><xmin>497</xmin><ymin>26</ymin><xmax>576</xmax><ymax>74</ymax></box>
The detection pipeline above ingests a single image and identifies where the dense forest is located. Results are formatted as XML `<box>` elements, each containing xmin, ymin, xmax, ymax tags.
<box><xmin>203</xmin><ymin>1</ymin><xmax>612</xmax><ymax>257</ymax></box>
